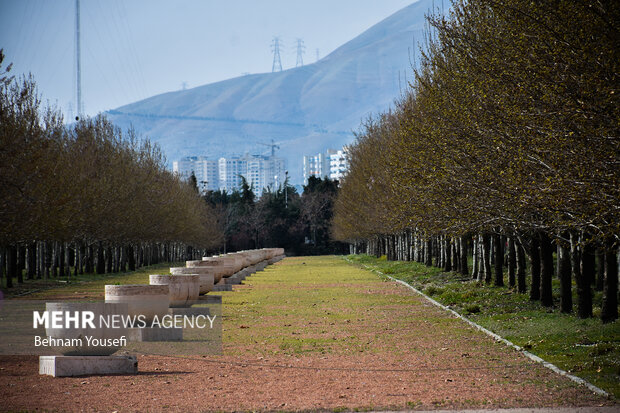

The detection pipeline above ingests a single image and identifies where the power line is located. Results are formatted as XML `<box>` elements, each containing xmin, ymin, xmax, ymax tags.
<box><xmin>271</xmin><ymin>36</ymin><xmax>282</xmax><ymax>72</ymax></box>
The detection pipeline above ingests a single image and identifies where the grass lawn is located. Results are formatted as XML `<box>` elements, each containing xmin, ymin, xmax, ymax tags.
<box><xmin>346</xmin><ymin>254</ymin><xmax>620</xmax><ymax>399</ymax></box>
<box><xmin>2</xmin><ymin>262</ymin><xmax>181</xmax><ymax>300</ymax></box>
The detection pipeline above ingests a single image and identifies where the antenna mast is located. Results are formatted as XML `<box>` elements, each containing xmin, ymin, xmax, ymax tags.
<box><xmin>75</xmin><ymin>0</ymin><xmax>82</xmax><ymax>119</ymax></box>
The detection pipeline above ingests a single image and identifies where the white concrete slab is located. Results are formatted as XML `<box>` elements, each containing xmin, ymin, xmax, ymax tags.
<box><xmin>39</xmin><ymin>355</ymin><xmax>138</xmax><ymax>377</ymax></box>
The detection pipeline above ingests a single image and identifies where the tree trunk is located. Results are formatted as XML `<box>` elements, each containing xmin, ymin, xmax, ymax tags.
<box><xmin>96</xmin><ymin>242</ymin><xmax>105</xmax><ymax>274</ymax></box>
<box><xmin>105</xmin><ymin>246</ymin><xmax>113</xmax><ymax>273</ymax></box>
<box><xmin>558</xmin><ymin>235</ymin><xmax>572</xmax><ymax>314</ymax></box>
<box><xmin>36</xmin><ymin>242</ymin><xmax>42</xmax><ymax>280</ymax></box>
<box><xmin>595</xmin><ymin>248</ymin><xmax>605</xmax><ymax>291</ymax></box>
<box><xmin>113</xmin><ymin>246</ymin><xmax>119</xmax><ymax>273</ymax></box>
<box><xmin>460</xmin><ymin>236</ymin><xmax>468</xmax><ymax>276</ymax></box>
<box><xmin>482</xmin><ymin>234</ymin><xmax>492</xmax><ymax>283</ymax></box>
<box><xmin>516</xmin><ymin>239</ymin><xmax>527</xmax><ymax>293</ymax></box>
<box><xmin>444</xmin><ymin>237</ymin><xmax>452</xmax><ymax>272</ymax></box>
<box><xmin>601</xmin><ymin>239</ymin><xmax>618</xmax><ymax>323</ymax></box>
<box><xmin>452</xmin><ymin>238</ymin><xmax>460</xmax><ymax>272</ymax></box>
<box><xmin>471</xmin><ymin>236</ymin><xmax>479</xmax><ymax>279</ymax></box>
<box><xmin>128</xmin><ymin>245</ymin><xmax>136</xmax><ymax>271</ymax></box>
<box><xmin>74</xmin><ymin>242</ymin><xmax>80</xmax><ymax>276</ymax></box>
<box><xmin>26</xmin><ymin>242</ymin><xmax>36</xmax><ymax>280</ymax></box>
<box><xmin>571</xmin><ymin>232</ymin><xmax>592</xmax><ymax>318</ymax></box>
<box><xmin>51</xmin><ymin>242</ymin><xmax>58</xmax><ymax>278</ymax></box>
<box><xmin>43</xmin><ymin>242</ymin><xmax>50</xmax><ymax>280</ymax></box>
<box><xmin>529</xmin><ymin>236</ymin><xmax>541</xmax><ymax>301</ymax></box>
<box><xmin>478</xmin><ymin>234</ymin><xmax>491</xmax><ymax>284</ymax></box>
<box><xmin>507</xmin><ymin>236</ymin><xmax>516</xmax><ymax>287</ymax></box>
<box><xmin>0</xmin><ymin>247</ymin><xmax>8</xmax><ymax>288</ymax></box>
<box><xmin>494</xmin><ymin>232</ymin><xmax>504</xmax><ymax>287</ymax></box>
<box><xmin>6</xmin><ymin>245</ymin><xmax>16</xmax><ymax>287</ymax></box>
<box><xmin>16</xmin><ymin>244</ymin><xmax>24</xmax><ymax>284</ymax></box>
<box><xmin>64</xmin><ymin>242</ymin><xmax>71</xmax><ymax>277</ymax></box>
<box><xmin>58</xmin><ymin>243</ymin><xmax>65</xmax><ymax>278</ymax></box>
<box><xmin>539</xmin><ymin>232</ymin><xmax>554</xmax><ymax>307</ymax></box>
<box><xmin>425</xmin><ymin>239</ymin><xmax>432</xmax><ymax>267</ymax></box>
<box><xmin>581</xmin><ymin>242</ymin><xmax>595</xmax><ymax>286</ymax></box>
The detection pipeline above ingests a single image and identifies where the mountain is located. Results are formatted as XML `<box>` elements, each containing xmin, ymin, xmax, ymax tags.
<box><xmin>106</xmin><ymin>0</ymin><xmax>432</xmax><ymax>184</ymax></box>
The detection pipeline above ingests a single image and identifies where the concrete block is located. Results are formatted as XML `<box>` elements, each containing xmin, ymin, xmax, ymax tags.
<box><xmin>39</xmin><ymin>355</ymin><xmax>138</xmax><ymax>377</ymax></box>
<box><xmin>213</xmin><ymin>284</ymin><xmax>232</xmax><ymax>291</ymax></box>
<box><xmin>196</xmin><ymin>295</ymin><xmax>222</xmax><ymax>304</ymax></box>
<box><xmin>225</xmin><ymin>273</ymin><xmax>243</xmax><ymax>284</ymax></box>
<box><xmin>168</xmin><ymin>307</ymin><xmax>211</xmax><ymax>317</ymax></box>
<box><xmin>224</xmin><ymin>277</ymin><xmax>240</xmax><ymax>285</ymax></box>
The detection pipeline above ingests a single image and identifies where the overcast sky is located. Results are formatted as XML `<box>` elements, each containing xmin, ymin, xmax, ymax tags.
<box><xmin>0</xmin><ymin>0</ymin><xmax>414</xmax><ymax>119</ymax></box>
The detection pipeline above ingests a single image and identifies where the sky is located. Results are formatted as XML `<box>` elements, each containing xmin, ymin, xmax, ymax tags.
<box><xmin>0</xmin><ymin>0</ymin><xmax>415</xmax><ymax>119</ymax></box>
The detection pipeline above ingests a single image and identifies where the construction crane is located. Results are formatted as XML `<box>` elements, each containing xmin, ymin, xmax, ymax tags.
<box><xmin>258</xmin><ymin>139</ymin><xmax>280</xmax><ymax>157</ymax></box>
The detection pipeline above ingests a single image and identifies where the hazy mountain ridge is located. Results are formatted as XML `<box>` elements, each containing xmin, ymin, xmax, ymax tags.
<box><xmin>106</xmin><ymin>0</ymin><xmax>431</xmax><ymax>183</ymax></box>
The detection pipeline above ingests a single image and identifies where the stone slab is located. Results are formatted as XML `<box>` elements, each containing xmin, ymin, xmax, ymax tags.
<box><xmin>168</xmin><ymin>307</ymin><xmax>212</xmax><ymax>316</ymax></box>
<box><xmin>213</xmin><ymin>284</ymin><xmax>232</xmax><ymax>291</ymax></box>
<box><xmin>196</xmin><ymin>295</ymin><xmax>222</xmax><ymax>304</ymax></box>
<box><xmin>225</xmin><ymin>278</ymin><xmax>241</xmax><ymax>285</ymax></box>
<box><xmin>39</xmin><ymin>355</ymin><xmax>138</xmax><ymax>377</ymax></box>
<box><xmin>225</xmin><ymin>273</ymin><xmax>243</xmax><ymax>284</ymax></box>
<box><xmin>126</xmin><ymin>326</ymin><xmax>183</xmax><ymax>342</ymax></box>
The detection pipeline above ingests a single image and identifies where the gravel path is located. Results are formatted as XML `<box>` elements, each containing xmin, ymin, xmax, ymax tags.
<box><xmin>0</xmin><ymin>256</ymin><xmax>615</xmax><ymax>412</ymax></box>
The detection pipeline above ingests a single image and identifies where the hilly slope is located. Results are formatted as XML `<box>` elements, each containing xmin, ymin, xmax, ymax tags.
<box><xmin>106</xmin><ymin>0</ymin><xmax>432</xmax><ymax>184</ymax></box>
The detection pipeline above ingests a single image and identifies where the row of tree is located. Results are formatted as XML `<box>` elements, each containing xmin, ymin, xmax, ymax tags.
<box><xmin>202</xmin><ymin>175</ymin><xmax>346</xmax><ymax>255</ymax></box>
<box><xmin>0</xmin><ymin>51</ymin><xmax>223</xmax><ymax>288</ymax></box>
<box><xmin>333</xmin><ymin>0</ymin><xmax>618</xmax><ymax>322</ymax></box>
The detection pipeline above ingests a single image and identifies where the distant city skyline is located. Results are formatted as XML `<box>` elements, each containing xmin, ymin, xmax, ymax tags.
<box><xmin>173</xmin><ymin>153</ymin><xmax>286</xmax><ymax>194</ymax></box>
<box><xmin>0</xmin><ymin>0</ymin><xmax>415</xmax><ymax>119</ymax></box>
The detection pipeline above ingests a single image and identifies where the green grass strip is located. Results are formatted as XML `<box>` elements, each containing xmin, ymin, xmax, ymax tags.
<box><xmin>345</xmin><ymin>254</ymin><xmax>619</xmax><ymax>399</ymax></box>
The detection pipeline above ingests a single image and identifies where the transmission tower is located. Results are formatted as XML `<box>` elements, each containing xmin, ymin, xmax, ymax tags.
<box><xmin>75</xmin><ymin>0</ymin><xmax>83</xmax><ymax>119</ymax></box>
<box><xmin>271</xmin><ymin>37</ymin><xmax>282</xmax><ymax>72</ymax></box>
<box><xmin>295</xmin><ymin>38</ymin><xmax>305</xmax><ymax>67</ymax></box>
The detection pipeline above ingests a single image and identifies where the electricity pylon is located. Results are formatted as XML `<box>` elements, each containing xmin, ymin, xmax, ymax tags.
<box><xmin>271</xmin><ymin>37</ymin><xmax>282</xmax><ymax>72</ymax></box>
<box><xmin>295</xmin><ymin>38</ymin><xmax>305</xmax><ymax>67</ymax></box>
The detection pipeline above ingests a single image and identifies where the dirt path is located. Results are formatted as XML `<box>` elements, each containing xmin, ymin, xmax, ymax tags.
<box><xmin>0</xmin><ymin>256</ymin><xmax>613</xmax><ymax>412</ymax></box>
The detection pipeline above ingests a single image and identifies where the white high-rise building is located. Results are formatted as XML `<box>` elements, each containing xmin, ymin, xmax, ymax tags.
<box><xmin>218</xmin><ymin>157</ymin><xmax>247</xmax><ymax>193</ymax></box>
<box><xmin>175</xmin><ymin>152</ymin><xmax>287</xmax><ymax>194</ymax></box>
<box><xmin>172</xmin><ymin>156</ymin><xmax>197</xmax><ymax>180</ymax></box>
<box><xmin>173</xmin><ymin>156</ymin><xmax>219</xmax><ymax>192</ymax></box>
<box><xmin>302</xmin><ymin>147</ymin><xmax>349</xmax><ymax>184</ymax></box>
<box><xmin>327</xmin><ymin>148</ymin><xmax>349</xmax><ymax>181</ymax></box>
<box><xmin>302</xmin><ymin>152</ymin><xmax>327</xmax><ymax>185</ymax></box>
<box><xmin>195</xmin><ymin>158</ymin><xmax>219</xmax><ymax>191</ymax></box>
<box><xmin>221</xmin><ymin>153</ymin><xmax>286</xmax><ymax>193</ymax></box>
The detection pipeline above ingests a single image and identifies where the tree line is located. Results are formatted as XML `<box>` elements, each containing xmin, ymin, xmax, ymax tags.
<box><xmin>333</xmin><ymin>0</ymin><xmax>618</xmax><ymax>322</ymax></box>
<box><xmin>202</xmin><ymin>175</ymin><xmax>346</xmax><ymax>255</ymax></box>
<box><xmin>0</xmin><ymin>51</ymin><xmax>223</xmax><ymax>288</ymax></box>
